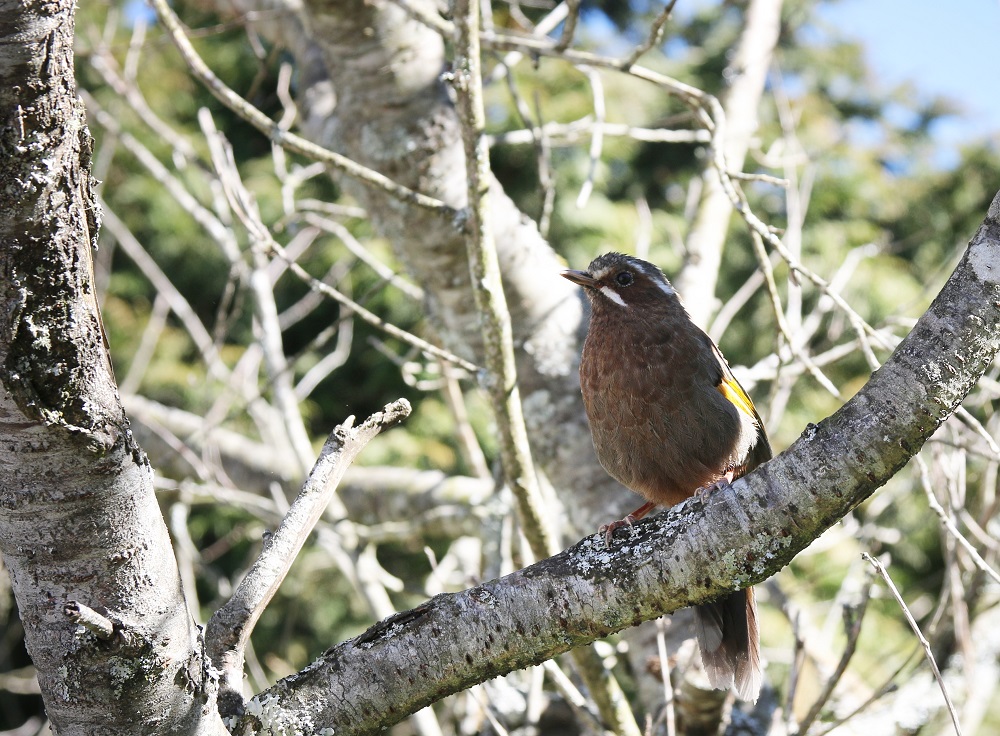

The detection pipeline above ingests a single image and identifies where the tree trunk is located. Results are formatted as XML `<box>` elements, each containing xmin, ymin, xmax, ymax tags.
<box><xmin>0</xmin><ymin>3</ymin><xmax>225</xmax><ymax>733</ymax></box>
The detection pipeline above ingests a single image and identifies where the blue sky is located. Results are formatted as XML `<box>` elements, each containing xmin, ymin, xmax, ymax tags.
<box><xmin>820</xmin><ymin>0</ymin><xmax>1000</xmax><ymax>144</ymax></box>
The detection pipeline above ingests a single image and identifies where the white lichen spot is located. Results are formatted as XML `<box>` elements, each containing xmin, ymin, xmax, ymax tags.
<box><xmin>56</xmin><ymin>666</ymin><xmax>70</xmax><ymax>701</ymax></box>
<box><xmin>245</xmin><ymin>693</ymin><xmax>319</xmax><ymax>735</ymax></box>
<box><xmin>471</xmin><ymin>588</ymin><xmax>498</xmax><ymax>607</ymax></box>
<box><xmin>970</xmin><ymin>231</ymin><xmax>1000</xmax><ymax>283</ymax></box>
<box><xmin>245</xmin><ymin>697</ymin><xmax>265</xmax><ymax>718</ymax></box>
<box><xmin>922</xmin><ymin>361</ymin><xmax>942</xmax><ymax>383</ymax></box>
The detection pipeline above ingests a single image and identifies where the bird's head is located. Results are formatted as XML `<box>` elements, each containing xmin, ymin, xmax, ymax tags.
<box><xmin>561</xmin><ymin>252</ymin><xmax>678</xmax><ymax>312</ymax></box>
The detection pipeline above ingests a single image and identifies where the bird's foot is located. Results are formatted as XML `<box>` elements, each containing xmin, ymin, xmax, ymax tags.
<box><xmin>598</xmin><ymin>514</ymin><xmax>639</xmax><ymax>548</ymax></box>
<box><xmin>695</xmin><ymin>473</ymin><xmax>735</xmax><ymax>498</ymax></box>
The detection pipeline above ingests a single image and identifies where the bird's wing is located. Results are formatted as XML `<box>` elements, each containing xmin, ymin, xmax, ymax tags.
<box><xmin>704</xmin><ymin>335</ymin><xmax>773</xmax><ymax>467</ymax></box>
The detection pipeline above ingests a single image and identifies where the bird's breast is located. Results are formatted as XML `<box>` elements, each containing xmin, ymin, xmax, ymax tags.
<box><xmin>579</xmin><ymin>318</ymin><xmax>744</xmax><ymax>506</ymax></box>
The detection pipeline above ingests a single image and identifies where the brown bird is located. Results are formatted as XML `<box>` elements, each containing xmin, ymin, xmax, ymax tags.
<box><xmin>562</xmin><ymin>252</ymin><xmax>769</xmax><ymax>702</ymax></box>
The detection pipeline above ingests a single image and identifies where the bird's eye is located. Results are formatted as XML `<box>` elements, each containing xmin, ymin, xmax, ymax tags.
<box><xmin>614</xmin><ymin>271</ymin><xmax>634</xmax><ymax>287</ymax></box>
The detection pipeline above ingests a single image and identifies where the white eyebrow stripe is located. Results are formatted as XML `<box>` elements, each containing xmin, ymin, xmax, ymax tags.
<box><xmin>599</xmin><ymin>286</ymin><xmax>628</xmax><ymax>307</ymax></box>
<box><xmin>655</xmin><ymin>280</ymin><xmax>675</xmax><ymax>297</ymax></box>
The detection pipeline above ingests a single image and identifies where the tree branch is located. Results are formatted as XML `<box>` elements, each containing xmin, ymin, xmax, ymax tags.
<box><xmin>0</xmin><ymin>2</ymin><xmax>226</xmax><ymax>732</ymax></box>
<box><xmin>676</xmin><ymin>0</ymin><xmax>783</xmax><ymax>325</ymax></box>
<box><xmin>451</xmin><ymin>0</ymin><xmax>556</xmax><ymax>559</ymax></box>
<box><xmin>205</xmin><ymin>400</ymin><xmax>411</xmax><ymax>714</ymax></box>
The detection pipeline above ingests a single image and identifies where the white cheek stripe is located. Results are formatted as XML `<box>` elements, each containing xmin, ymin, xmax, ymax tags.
<box><xmin>599</xmin><ymin>286</ymin><xmax>628</xmax><ymax>307</ymax></box>
<box><xmin>655</xmin><ymin>280</ymin><xmax>674</xmax><ymax>297</ymax></box>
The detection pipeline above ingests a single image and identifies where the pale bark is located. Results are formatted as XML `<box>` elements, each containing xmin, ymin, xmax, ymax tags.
<box><xmin>0</xmin><ymin>2</ymin><xmax>225</xmax><ymax>733</ymax></box>
<box><xmin>205</xmin><ymin>400</ymin><xmax>412</xmax><ymax>716</ymax></box>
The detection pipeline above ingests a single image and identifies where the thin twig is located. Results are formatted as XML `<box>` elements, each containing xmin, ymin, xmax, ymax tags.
<box><xmin>385</xmin><ymin>0</ymin><xmax>452</xmax><ymax>35</ymax></box>
<box><xmin>654</xmin><ymin>617</ymin><xmax>677</xmax><ymax>736</ymax></box>
<box><xmin>64</xmin><ymin>602</ymin><xmax>115</xmax><ymax>640</ymax></box>
<box><xmin>861</xmin><ymin>553</ymin><xmax>964</xmax><ymax>736</ymax></box>
<box><xmin>784</xmin><ymin>609</ymin><xmax>806</xmax><ymax>734</ymax></box>
<box><xmin>83</xmin><ymin>91</ymin><xmax>241</xmax><ymax>263</ymax></box>
<box><xmin>269</xmin><ymin>240</ymin><xmax>479</xmax><ymax>373</ymax></box>
<box><xmin>88</xmin><ymin>36</ymin><xmax>200</xmax><ymax>165</ymax></box>
<box><xmin>119</xmin><ymin>294</ymin><xmax>170</xmax><ymax>396</ymax></box>
<box><xmin>715</xmin><ymin>153</ymin><xmax>889</xmax><ymax>365</ymax></box>
<box><xmin>575</xmin><ymin>66</ymin><xmax>605</xmax><ymax>209</ymax></box>
<box><xmin>955</xmin><ymin>406</ymin><xmax>1000</xmax><ymax>459</ymax></box>
<box><xmin>534</xmin><ymin>93</ymin><xmax>556</xmax><ymax>239</ymax></box>
<box><xmin>494</xmin><ymin>53</ymin><xmax>554</xmax><ymax>236</ymax></box>
<box><xmin>541</xmin><ymin>659</ymin><xmax>606</xmax><ymax>733</ymax></box>
<box><xmin>100</xmin><ymin>204</ymin><xmax>229</xmax><ymax>381</ymax></box>
<box><xmin>451</xmin><ymin>0</ymin><xmax>557</xmax><ymax>558</ymax></box>
<box><xmin>750</xmin><ymin>230</ymin><xmax>841</xmax><ymax>397</ymax></box>
<box><xmin>793</xmin><ymin>567</ymin><xmax>875</xmax><ymax>735</ymax></box>
<box><xmin>811</xmin><ymin>649</ymin><xmax>919</xmax><ymax>736</ymax></box>
<box><xmin>483</xmin><ymin>33</ymin><xmax>710</xmax><ymax>114</ymax></box>
<box><xmin>635</xmin><ymin>196</ymin><xmax>653</xmax><ymax>261</ymax></box>
<box><xmin>199</xmin><ymin>108</ymin><xmax>316</xmax><ymax>476</ymax></box>
<box><xmin>915</xmin><ymin>455</ymin><xmax>1000</xmax><ymax>586</ymax></box>
<box><xmin>622</xmin><ymin>0</ymin><xmax>678</xmax><ymax>69</ymax></box>
<box><xmin>490</xmin><ymin>120</ymin><xmax>708</xmax><ymax>146</ymax></box>
<box><xmin>728</xmin><ymin>170</ymin><xmax>789</xmax><ymax>186</ymax></box>
<box><xmin>149</xmin><ymin>0</ymin><xmax>455</xmax><ymax>218</ymax></box>
<box><xmin>300</xmin><ymin>212</ymin><xmax>424</xmax><ymax>300</ymax></box>
<box><xmin>555</xmin><ymin>0</ymin><xmax>581</xmax><ymax>51</ymax></box>
<box><xmin>486</xmin><ymin>2</ymin><xmax>569</xmax><ymax>82</ymax></box>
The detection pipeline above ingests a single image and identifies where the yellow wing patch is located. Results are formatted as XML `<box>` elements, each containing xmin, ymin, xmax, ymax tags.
<box><xmin>717</xmin><ymin>377</ymin><xmax>758</xmax><ymax>421</ymax></box>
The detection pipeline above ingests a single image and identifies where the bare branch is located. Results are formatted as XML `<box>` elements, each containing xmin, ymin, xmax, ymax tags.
<box><xmin>100</xmin><ymin>204</ymin><xmax>230</xmax><ymax>380</ymax></box>
<box><xmin>792</xmin><ymin>569</ymin><xmax>875</xmax><ymax>735</ymax></box>
<box><xmin>915</xmin><ymin>455</ymin><xmax>1000</xmax><ymax>586</ymax></box>
<box><xmin>269</xmin><ymin>239</ymin><xmax>480</xmax><ymax>373</ymax></box>
<box><xmin>862</xmin><ymin>553</ymin><xmax>964</xmax><ymax>736</ymax></box>
<box><xmin>574</xmin><ymin>66</ymin><xmax>605</xmax><ymax>209</ymax></box>
<box><xmin>204</xmin><ymin>400</ymin><xmax>412</xmax><ymax>714</ymax></box>
<box><xmin>554</xmin><ymin>0</ymin><xmax>580</xmax><ymax>51</ymax></box>
<box><xmin>227</xmin><ymin>190</ymin><xmax>1000</xmax><ymax>735</ymax></box>
<box><xmin>64</xmin><ymin>602</ymin><xmax>115</xmax><ymax>641</ymax></box>
<box><xmin>149</xmin><ymin>0</ymin><xmax>457</xmax><ymax>218</ymax></box>
<box><xmin>451</xmin><ymin>0</ymin><xmax>557</xmax><ymax>558</ymax></box>
<box><xmin>676</xmin><ymin>0</ymin><xmax>782</xmax><ymax>324</ymax></box>
<box><xmin>622</xmin><ymin>0</ymin><xmax>678</xmax><ymax>70</ymax></box>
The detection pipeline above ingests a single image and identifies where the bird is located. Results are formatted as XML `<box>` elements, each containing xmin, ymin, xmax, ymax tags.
<box><xmin>561</xmin><ymin>251</ymin><xmax>769</xmax><ymax>702</ymax></box>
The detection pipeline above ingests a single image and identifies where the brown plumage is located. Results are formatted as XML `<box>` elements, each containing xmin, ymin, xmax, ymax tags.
<box><xmin>562</xmin><ymin>252</ymin><xmax>769</xmax><ymax>702</ymax></box>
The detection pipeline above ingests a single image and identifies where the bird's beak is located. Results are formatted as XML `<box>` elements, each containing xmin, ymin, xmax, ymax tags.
<box><xmin>561</xmin><ymin>269</ymin><xmax>597</xmax><ymax>288</ymax></box>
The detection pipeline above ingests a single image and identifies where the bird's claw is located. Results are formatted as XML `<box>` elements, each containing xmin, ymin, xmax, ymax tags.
<box><xmin>598</xmin><ymin>514</ymin><xmax>638</xmax><ymax>547</ymax></box>
<box><xmin>695</xmin><ymin>475</ymin><xmax>733</xmax><ymax>498</ymax></box>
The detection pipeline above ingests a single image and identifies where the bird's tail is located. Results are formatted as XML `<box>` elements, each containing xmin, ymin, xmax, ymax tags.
<box><xmin>693</xmin><ymin>587</ymin><xmax>761</xmax><ymax>702</ymax></box>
